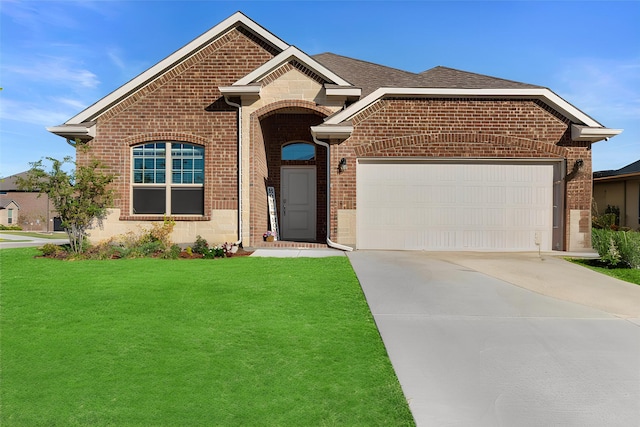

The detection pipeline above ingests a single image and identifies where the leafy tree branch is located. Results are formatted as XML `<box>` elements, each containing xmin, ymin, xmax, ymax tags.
<box><xmin>17</xmin><ymin>154</ymin><xmax>115</xmax><ymax>253</ymax></box>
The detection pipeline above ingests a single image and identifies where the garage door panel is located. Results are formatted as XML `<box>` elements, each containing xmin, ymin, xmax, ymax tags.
<box><xmin>357</xmin><ymin>162</ymin><xmax>554</xmax><ymax>251</ymax></box>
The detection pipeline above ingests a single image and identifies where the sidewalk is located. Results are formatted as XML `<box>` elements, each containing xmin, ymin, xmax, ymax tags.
<box><xmin>0</xmin><ymin>233</ymin><xmax>69</xmax><ymax>249</ymax></box>
<box><xmin>249</xmin><ymin>248</ymin><xmax>346</xmax><ymax>257</ymax></box>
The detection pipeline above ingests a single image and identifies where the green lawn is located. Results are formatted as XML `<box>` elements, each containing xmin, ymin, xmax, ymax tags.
<box><xmin>569</xmin><ymin>258</ymin><xmax>640</xmax><ymax>285</ymax></box>
<box><xmin>0</xmin><ymin>248</ymin><xmax>414</xmax><ymax>426</ymax></box>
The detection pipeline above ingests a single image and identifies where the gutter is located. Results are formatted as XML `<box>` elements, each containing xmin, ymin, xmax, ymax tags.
<box><xmin>311</xmin><ymin>135</ymin><xmax>353</xmax><ymax>252</ymax></box>
<box><xmin>222</xmin><ymin>96</ymin><xmax>243</xmax><ymax>246</ymax></box>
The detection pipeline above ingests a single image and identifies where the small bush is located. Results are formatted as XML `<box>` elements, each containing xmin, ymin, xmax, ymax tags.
<box><xmin>592</xmin><ymin>228</ymin><xmax>640</xmax><ymax>268</ymax></box>
<box><xmin>39</xmin><ymin>243</ymin><xmax>64</xmax><ymax>257</ymax></box>
<box><xmin>192</xmin><ymin>235</ymin><xmax>209</xmax><ymax>255</ymax></box>
<box><xmin>0</xmin><ymin>225</ymin><xmax>22</xmax><ymax>230</ymax></box>
<box><xmin>163</xmin><ymin>244</ymin><xmax>181</xmax><ymax>260</ymax></box>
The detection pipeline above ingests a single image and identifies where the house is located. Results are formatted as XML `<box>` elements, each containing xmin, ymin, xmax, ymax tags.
<box><xmin>0</xmin><ymin>200</ymin><xmax>19</xmax><ymax>228</ymax></box>
<box><xmin>593</xmin><ymin>160</ymin><xmax>640</xmax><ymax>230</ymax></box>
<box><xmin>47</xmin><ymin>12</ymin><xmax>622</xmax><ymax>252</ymax></box>
<box><xmin>0</xmin><ymin>172</ymin><xmax>58</xmax><ymax>231</ymax></box>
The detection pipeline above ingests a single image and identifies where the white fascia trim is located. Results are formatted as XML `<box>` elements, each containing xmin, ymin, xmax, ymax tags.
<box><xmin>234</xmin><ymin>46</ymin><xmax>353</xmax><ymax>87</ymax></box>
<box><xmin>571</xmin><ymin>124</ymin><xmax>623</xmax><ymax>142</ymax></box>
<box><xmin>219</xmin><ymin>85</ymin><xmax>261</xmax><ymax>96</ymax></box>
<box><xmin>47</xmin><ymin>124</ymin><xmax>96</xmax><ymax>139</ymax></box>
<box><xmin>325</xmin><ymin>86</ymin><xmax>362</xmax><ymax>97</ymax></box>
<box><xmin>324</xmin><ymin>87</ymin><xmax>604</xmax><ymax>127</ymax></box>
<box><xmin>310</xmin><ymin>125</ymin><xmax>354</xmax><ymax>139</ymax></box>
<box><xmin>65</xmin><ymin>12</ymin><xmax>289</xmax><ymax>125</ymax></box>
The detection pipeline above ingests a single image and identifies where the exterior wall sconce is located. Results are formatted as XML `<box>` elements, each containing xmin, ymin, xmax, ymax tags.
<box><xmin>338</xmin><ymin>157</ymin><xmax>347</xmax><ymax>173</ymax></box>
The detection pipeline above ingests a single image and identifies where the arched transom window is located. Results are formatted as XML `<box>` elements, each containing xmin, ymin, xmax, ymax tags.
<box><xmin>132</xmin><ymin>142</ymin><xmax>204</xmax><ymax>215</ymax></box>
<box><xmin>282</xmin><ymin>142</ymin><xmax>315</xmax><ymax>161</ymax></box>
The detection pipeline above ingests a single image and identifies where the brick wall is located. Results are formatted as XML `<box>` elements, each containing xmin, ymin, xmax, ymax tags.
<box><xmin>259</xmin><ymin>113</ymin><xmax>327</xmax><ymax>242</ymax></box>
<box><xmin>332</xmin><ymin>98</ymin><xmax>593</xmax><ymax>250</ymax></box>
<box><xmin>249</xmin><ymin>101</ymin><xmax>334</xmax><ymax>245</ymax></box>
<box><xmin>79</xmin><ymin>28</ymin><xmax>276</xmax><ymax>224</ymax></box>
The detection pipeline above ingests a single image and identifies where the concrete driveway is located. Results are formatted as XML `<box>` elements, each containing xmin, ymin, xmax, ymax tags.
<box><xmin>347</xmin><ymin>251</ymin><xmax>640</xmax><ymax>427</ymax></box>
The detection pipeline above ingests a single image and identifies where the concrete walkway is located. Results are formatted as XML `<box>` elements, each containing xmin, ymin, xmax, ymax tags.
<box><xmin>0</xmin><ymin>232</ymin><xmax>69</xmax><ymax>249</ymax></box>
<box><xmin>250</xmin><ymin>248</ymin><xmax>346</xmax><ymax>257</ymax></box>
<box><xmin>347</xmin><ymin>251</ymin><xmax>640</xmax><ymax>427</ymax></box>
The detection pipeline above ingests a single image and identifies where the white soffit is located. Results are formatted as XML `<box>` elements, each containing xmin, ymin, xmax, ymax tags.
<box><xmin>47</xmin><ymin>123</ymin><xmax>96</xmax><ymax>139</ymax></box>
<box><xmin>571</xmin><ymin>124</ymin><xmax>623</xmax><ymax>141</ymax></box>
<box><xmin>64</xmin><ymin>12</ymin><xmax>289</xmax><ymax>125</ymax></box>
<box><xmin>233</xmin><ymin>46</ymin><xmax>353</xmax><ymax>87</ymax></box>
<box><xmin>310</xmin><ymin>124</ymin><xmax>354</xmax><ymax>140</ymax></box>
<box><xmin>323</xmin><ymin>87</ymin><xmax>606</xmax><ymax>128</ymax></box>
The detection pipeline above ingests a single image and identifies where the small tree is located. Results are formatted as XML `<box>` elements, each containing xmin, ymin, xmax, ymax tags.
<box><xmin>17</xmin><ymin>153</ymin><xmax>115</xmax><ymax>253</ymax></box>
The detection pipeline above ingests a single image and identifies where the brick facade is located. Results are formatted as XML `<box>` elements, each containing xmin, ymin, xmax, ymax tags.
<box><xmin>79</xmin><ymin>28</ymin><xmax>275</xmax><ymax>223</ymax></box>
<box><xmin>329</xmin><ymin>98</ymin><xmax>593</xmax><ymax>250</ymax></box>
<box><xmin>62</xmin><ymin>14</ymin><xmax>600</xmax><ymax>251</ymax></box>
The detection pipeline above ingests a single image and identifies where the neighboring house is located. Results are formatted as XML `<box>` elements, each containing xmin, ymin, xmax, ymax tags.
<box><xmin>47</xmin><ymin>12</ymin><xmax>622</xmax><ymax>252</ymax></box>
<box><xmin>0</xmin><ymin>200</ymin><xmax>19</xmax><ymax>227</ymax></box>
<box><xmin>593</xmin><ymin>160</ymin><xmax>640</xmax><ymax>230</ymax></box>
<box><xmin>0</xmin><ymin>172</ymin><xmax>58</xmax><ymax>231</ymax></box>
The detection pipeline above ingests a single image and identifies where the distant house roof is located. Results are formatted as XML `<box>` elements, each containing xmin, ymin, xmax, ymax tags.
<box><xmin>594</xmin><ymin>159</ymin><xmax>640</xmax><ymax>180</ymax></box>
<box><xmin>0</xmin><ymin>171</ymin><xmax>30</xmax><ymax>192</ymax></box>
<box><xmin>0</xmin><ymin>199</ymin><xmax>19</xmax><ymax>209</ymax></box>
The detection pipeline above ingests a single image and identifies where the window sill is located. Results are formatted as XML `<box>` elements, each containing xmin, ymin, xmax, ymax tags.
<box><xmin>120</xmin><ymin>215</ymin><xmax>211</xmax><ymax>221</ymax></box>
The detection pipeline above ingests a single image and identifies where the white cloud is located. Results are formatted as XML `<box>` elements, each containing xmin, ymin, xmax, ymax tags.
<box><xmin>0</xmin><ymin>99</ymin><xmax>71</xmax><ymax>126</ymax></box>
<box><xmin>3</xmin><ymin>57</ymin><xmax>100</xmax><ymax>89</ymax></box>
<box><xmin>55</xmin><ymin>97</ymin><xmax>88</xmax><ymax>111</ymax></box>
<box><xmin>555</xmin><ymin>57</ymin><xmax>640</xmax><ymax>121</ymax></box>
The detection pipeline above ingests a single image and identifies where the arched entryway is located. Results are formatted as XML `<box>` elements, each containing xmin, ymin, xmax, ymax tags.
<box><xmin>249</xmin><ymin>103</ymin><xmax>331</xmax><ymax>245</ymax></box>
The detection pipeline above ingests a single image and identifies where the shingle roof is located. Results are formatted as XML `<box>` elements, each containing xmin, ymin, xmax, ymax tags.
<box><xmin>0</xmin><ymin>171</ymin><xmax>30</xmax><ymax>192</ymax></box>
<box><xmin>312</xmin><ymin>52</ymin><xmax>428</xmax><ymax>97</ymax></box>
<box><xmin>311</xmin><ymin>52</ymin><xmax>542</xmax><ymax>96</ymax></box>
<box><xmin>0</xmin><ymin>199</ymin><xmax>19</xmax><ymax>209</ymax></box>
<box><xmin>420</xmin><ymin>66</ymin><xmax>543</xmax><ymax>89</ymax></box>
<box><xmin>594</xmin><ymin>159</ymin><xmax>640</xmax><ymax>178</ymax></box>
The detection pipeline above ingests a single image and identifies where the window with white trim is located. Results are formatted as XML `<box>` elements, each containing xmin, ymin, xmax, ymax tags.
<box><xmin>132</xmin><ymin>142</ymin><xmax>204</xmax><ymax>215</ymax></box>
<box><xmin>7</xmin><ymin>208</ymin><xmax>13</xmax><ymax>224</ymax></box>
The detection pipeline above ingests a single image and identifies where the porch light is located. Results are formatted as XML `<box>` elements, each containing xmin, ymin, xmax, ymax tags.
<box><xmin>339</xmin><ymin>157</ymin><xmax>347</xmax><ymax>173</ymax></box>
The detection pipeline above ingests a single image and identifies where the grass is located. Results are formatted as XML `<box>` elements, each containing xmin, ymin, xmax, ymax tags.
<box><xmin>0</xmin><ymin>248</ymin><xmax>414</xmax><ymax>426</ymax></box>
<box><xmin>568</xmin><ymin>258</ymin><xmax>640</xmax><ymax>285</ymax></box>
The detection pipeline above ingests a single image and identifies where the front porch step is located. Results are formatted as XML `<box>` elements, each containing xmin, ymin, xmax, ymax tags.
<box><xmin>251</xmin><ymin>240</ymin><xmax>329</xmax><ymax>249</ymax></box>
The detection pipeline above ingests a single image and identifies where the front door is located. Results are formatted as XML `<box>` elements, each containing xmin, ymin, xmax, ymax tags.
<box><xmin>281</xmin><ymin>166</ymin><xmax>316</xmax><ymax>241</ymax></box>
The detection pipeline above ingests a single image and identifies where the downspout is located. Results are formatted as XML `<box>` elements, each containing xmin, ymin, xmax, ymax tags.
<box><xmin>223</xmin><ymin>97</ymin><xmax>243</xmax><ymax>246</ymax></box>
<box><xmin>312</xmin><ymin>135</ymin><xmax>353</xmax><ymax>252</ymax></box>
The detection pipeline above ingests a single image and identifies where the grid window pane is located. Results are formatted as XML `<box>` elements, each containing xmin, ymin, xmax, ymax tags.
<box><xmin>171</xmin><ymin>143</ymin><xmax>204</xmax><ymax>184</ymax></box>
<box><xmin>132</xmin><ymin>142</ymin><xmax>205</xmax><ymax>215</ymax></box>
<box><xmin>133</xmin><ymin>142</ymin><xmax>166</xmax><ymax>184</ymax></box>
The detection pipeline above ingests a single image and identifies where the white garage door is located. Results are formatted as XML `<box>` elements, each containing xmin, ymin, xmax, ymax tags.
<box><xmin>356</xmin><ymin>161</ymin><xmax>554</xmax><ymax>251</ymax></box>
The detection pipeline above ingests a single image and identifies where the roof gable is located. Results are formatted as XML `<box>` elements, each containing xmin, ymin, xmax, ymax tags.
<box><xmin>61</xmin><ymin>12</ymin><xmax>289</xmax><ymax>126</ymax></box>
<box><xmin>234</xmin><ymin>46</ymin><xmax>353</xmax><ymax>87</ymax></box>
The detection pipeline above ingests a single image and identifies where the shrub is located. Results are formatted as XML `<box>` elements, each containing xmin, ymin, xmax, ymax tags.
<box><xmin>0</xmin><ymin>225</ymin><xmax>22</xmax><ymax>230</ymax></box>
<box><xmin>192</xmin><ymin>235</ymin><xmax>209</xmax><ymax>255</ymax></box>
<box><xmin>592</xmin><ymin>228</ymin><xmax>640</xmax><ymax>268</ymax></box>
<box><xmin>39</xmin><ymin>243</ymin><xmax>64</xmax><ymax>257</ymax></box>
<box><xmin>163</xmin><ymin>244</ymin><xmax>181</xmax><ymax>260</ymax></box>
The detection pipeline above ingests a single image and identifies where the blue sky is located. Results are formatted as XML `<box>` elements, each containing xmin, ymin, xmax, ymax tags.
<box><xmin>1</xmin><ymin>0</ymin><xmax>638</xmax><ymax>177</ymax></box>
